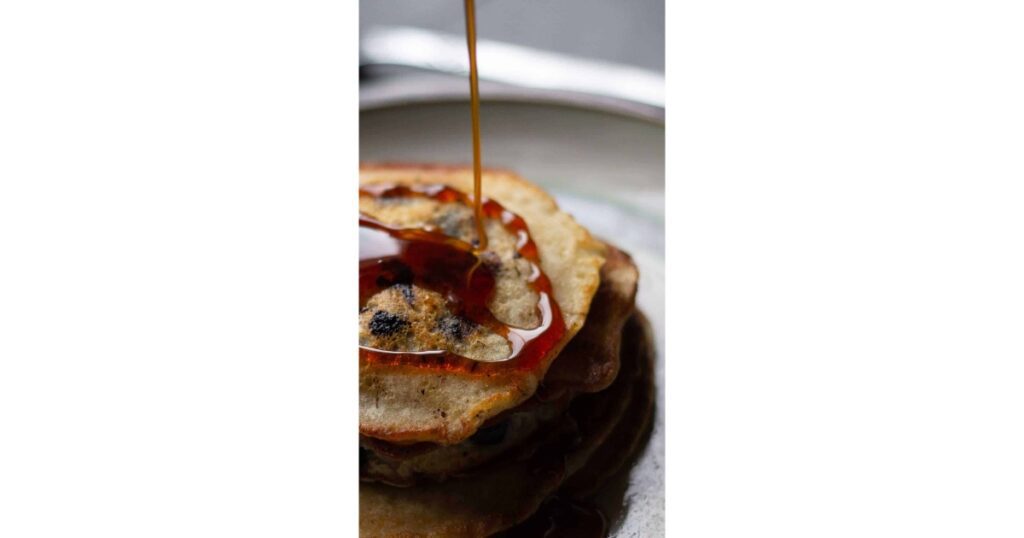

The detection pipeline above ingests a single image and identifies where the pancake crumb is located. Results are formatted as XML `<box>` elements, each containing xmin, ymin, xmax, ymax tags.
<box><xmin>436</xmin><ymin>315</ymin><xmax>474</xmax><ymax>341</ymax></box>
<box><xmin>395</xmin><ymin>283</ymin><xmax>415</xmax><ymax>305</ymax></box>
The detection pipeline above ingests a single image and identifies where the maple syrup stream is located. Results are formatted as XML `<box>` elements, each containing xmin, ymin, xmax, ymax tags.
<box><xmin>464</xmin><ymin>0</ymin><xmax>487</xmax><ymax>251</ymax></box>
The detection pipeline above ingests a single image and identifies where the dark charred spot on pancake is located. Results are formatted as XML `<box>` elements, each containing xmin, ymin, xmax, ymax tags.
<box><xmin>469</xmin><ymin>420</ymin><xmax>509</xmax><ymax>446</ymax></box>
<box><xmin>436</xmin><ymin>315</ymin><xmax>474</xmax><ymax>341</ymax></box>
<box><xmin>375</xmin><ymin>196</ymin><xmax>409</xmax><ymax>207</ymax></box>
<box><xmin>481</xmin><ymin>251</ymin><xmax>503</xmax><ymax>274</ymax></box>
<box><xmin>394</xmin><ymin>283</ymin><xmax>415</xmax><ymax>305</ymax></box>
<box><xmin>369</xmin><ymin>310</ymin><xmax>409</xmax><ymax>337</ymax></box>
<box><xmin>436</xmin><ymin>209</ymin><xmax>469</xmax><ymax>238</ymax></box>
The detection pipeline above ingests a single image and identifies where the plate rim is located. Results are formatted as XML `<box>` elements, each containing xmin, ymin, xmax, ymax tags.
<box><xmin>360</xmin><ymin>85</ymin><xmax>665</xmax><ymax>125</ymax></box>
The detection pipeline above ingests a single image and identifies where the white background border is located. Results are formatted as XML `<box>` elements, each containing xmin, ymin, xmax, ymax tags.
<box><xmin>673</xmin><ymin>1</ymin><xmax>1024</xmax><ymax>536</ymax></box>
<box><xmin>1</xmin><ymin>1</ymin><xmax>357</xmax><ymax>535</ymax></box>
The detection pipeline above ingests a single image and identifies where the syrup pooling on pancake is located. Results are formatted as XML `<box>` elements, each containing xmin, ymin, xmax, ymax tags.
<box><xmin>359</xmin><ymin>184</ymin><xmax>566</xmax><ymax>374</ymax></box>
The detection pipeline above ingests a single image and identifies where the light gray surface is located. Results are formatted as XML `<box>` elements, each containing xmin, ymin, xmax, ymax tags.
<box><xmin>361</xmin><ymin>98</ymin><xmax>665</xmax><ymax>536</ymax></box>
<box><xmin>360</xmin><ymin>0</ymin><xmax>664</xmax><ymax>73</ymax></box>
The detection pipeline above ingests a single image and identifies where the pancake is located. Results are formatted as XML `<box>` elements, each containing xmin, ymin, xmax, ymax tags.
<box><xmin>361</xmin><ymin>246</ymin><xmax>639</xmax><ymax>486</ymax></box>
<box><xmin>560</xmin><ymin>313</ymin><xmax>656</xmax><ymax>498</ymax></box>
<box><xmin>360</xmin><ymin>165</ymin><xmax>606</xmax><ymax>445</ymax></box>
<box><xmin>359</xmin><ymin>313</ymin><xmax>655</xmax><ymax>538</ymax></box>
<box><xmin>537</xmin><ymin>245</ymin><xmax>639</xmax><ymax>400</ymax></box>
<box><xmin>361</xmin><ymin>396</ymin><xmax>569</xmax><ymax>487</ymax></box>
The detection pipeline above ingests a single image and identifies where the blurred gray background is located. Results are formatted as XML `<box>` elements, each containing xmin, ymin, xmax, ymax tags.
<box><xmin>360</xmin><ymin>0</ymin><xmax>664</xmax><ymax>73</ymax></box>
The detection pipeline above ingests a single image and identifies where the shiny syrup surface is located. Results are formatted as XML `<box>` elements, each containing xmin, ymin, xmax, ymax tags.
<box><xmin>359</xmin><ymin>184</ymin><xmax>565</xmax><ymax>374</ymax></box>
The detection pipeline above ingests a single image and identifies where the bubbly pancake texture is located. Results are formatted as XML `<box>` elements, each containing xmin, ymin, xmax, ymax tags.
<box><xmin>360</xmin><ymin>165</ymin><xmax>606</xmax><ymax>445</ymax></box>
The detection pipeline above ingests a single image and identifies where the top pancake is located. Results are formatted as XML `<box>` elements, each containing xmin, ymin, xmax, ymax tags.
<box><xmin>359</xmin><ymin>164</ymin><xmax>606</xmax><ymax>445</ymax></box>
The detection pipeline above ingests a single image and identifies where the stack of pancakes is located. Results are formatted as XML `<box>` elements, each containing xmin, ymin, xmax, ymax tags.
<box><xmin>359</xmin><ymin>165</ymin><xmax>654</xmax><ymax>537</ymax></box>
